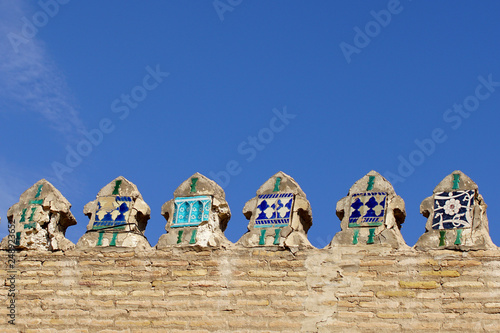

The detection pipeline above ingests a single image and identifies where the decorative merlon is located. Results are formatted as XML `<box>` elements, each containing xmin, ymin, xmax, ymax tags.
<box><xmin>237</xmin><ymin>171</ymin><xmax>313</xmax><ymax>249</ymax></box>
<box><xmin>329</xmin><ymin>170</ymin><xmax>407</xmax><ymax>249</ymax></box>
<box><xmin>76</xmin><ymin>176</ymin><xmax>151</xmax><ymax>249</ymax></box>
<box><xmin>0</xmin><ymin>179</ymin><xmax>76</xmax><ymax>251</ymax></box>
<box><xmin>414</xmin><ymin>170</ymin><xmax>497</xmax><ymax>251</ymax></box>
<box><xmin>156</xmin><ymin>172</ymin><xmax>232</xmax><ymax>248</ymax></box>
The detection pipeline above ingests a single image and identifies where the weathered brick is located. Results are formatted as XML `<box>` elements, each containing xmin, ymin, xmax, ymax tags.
<box><xmin>442</xmin><ymin>260</ymin><xmax>482</xmax><ymax>267</ymax></box>
<box><xmin>359</xmin><ymin>259</ymin><xmax>397</xmax><ymax>266</ymax></box>
<box><xmin>420</xmin><ymin>270</ymin><xmax>460</xmax><ymax>277</ymax></box>
<box><xmin>172</xmin><ymin>269</ymin><xmax>207</xmax><ymax>277</ymax></box>
<box><xmin>442</xmin><ymin>281</ymin><xmax>484</xmax><ymax>288</ymax></box>
<box><xmin>236</xmin><ymin>299</ymin><xmax>270</xmax><ymax>306</ymax></box>
<box><xmin>376</xmin><ymin>290</ymin><xmax>416</xmax><ymax>298</ymax></box>
<box><xmin>248</xmin><ymin>270</ymin><xmax>287</xmax><ymax>278</ymax></box>
<box><xmin>399</xmin><ymin>281</ymin><xmax>439</xmax><ymax>289</ymax></box>
<box><xmin>115</xmin><ymin>320</ymin><xmax>151</xmax><ymax>326</ymax></box>
<box><xmin>377</xmin><ymin>312</ymin><xmax>414</xmax><ymax>319</ymax></box>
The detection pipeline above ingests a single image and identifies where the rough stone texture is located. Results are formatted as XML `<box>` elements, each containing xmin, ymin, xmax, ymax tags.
<box><xmin>76</xmin><ymin>176</ymin><xmax>151</xmax><ymax>250</ymax></box>
<box><xmin>0</xmin><ymin>179</ymin><xmax>76</xmax><ymax>251</ymax></box>
<box><xmin>329</xmin><ymin>171</ymin><xmax>407</xmax><ymax>249</ymax></box>
<box><xmin>237</xmin><ymin>171</ymin><xmax>313</xmax><ymax>249</ymax></box>
<box><xmin>1</xmin><ymin>246</ymin><xmax>500</xmax><ymax>332</ymax></box>
<box><xmin>414</xmin><ymin>170</ymin><xmax>497</xmax><ymax>251</ymax></box>
<box><xmin>156</xmin><ymin>172</ymin><xmax>232</xmax><ymax>249</ymax></box>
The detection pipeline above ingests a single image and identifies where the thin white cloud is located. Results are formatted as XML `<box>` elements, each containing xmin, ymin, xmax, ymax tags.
<box><xmin>0</xmin><ymin>159</ymin><xmax>32</xmax><ymax>240</ymax></box>
<box><xmin>0</xmin><ymin>0</ymin><xmax>86</xmax><ymax>137</ymax></box>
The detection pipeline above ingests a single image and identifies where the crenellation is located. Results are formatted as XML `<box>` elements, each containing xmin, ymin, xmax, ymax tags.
<box><xmin>0</xmin><ymin>171</ymin><xmax>499</xmax><ymax>331</ymax></box>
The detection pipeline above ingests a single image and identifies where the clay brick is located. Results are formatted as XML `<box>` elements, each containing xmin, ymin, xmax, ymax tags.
<box><xmin>270</xmin><ymin>259</ymin><xmax>305</xmax><ymax>268</ymax></box>
<box><xmin>17</xmin><ymin>261</ymin><xmax>42</xmax><ymax>267</ymax></box>
<box><xmin>442</xmin><ymin>321</ymin><xmax>482</xmax><ymax>330</ymax></box>
<box><xmin>359</xmin><ymin>259</ymin><xmax>397</xmax><ymax>266</ymax></box>
<box><xmin>442</xmin><ymin>281</ymin><xmax>484</xmax><ymax>288</ymax></box>
<box><xmin>77</xmin><ymin>300</ymin><xmax>114</xmax><ymax>308</ymax></box>
<box><xmin>131</xmin><ymin>290</ymin><xmax>165</xmax><ymax>297</ymax></box>
<box><xmin>151</xmin><ymin>320</ymin><xmax>188</xmax><ymax>327</ymax></box>
<box><xmin>42</xmin><ymin>261</ymin><xmax>77</xmax><ymax>267</ymax></box>
<box><xmin>268</xmin><ymin>280</ymin><xmax>306</xmax><ymax>287</ymax></box>
<box><xmin>359</xmin><ymin>301</ymin><xmax>399</xmax><ymax>309</ymax></box>
<box><xmin>268</xmin><ymin>321</ymin><xmax>302</xmax><ymax>329</ymax></box>
<box><xmin>206</xmin><ymin>290</ymin><xmax>243</xmax><ymax>297</ymax></box>
<box><xmin>229</xmin><ymin>280</ymin><xmax>266</xmax><ymax>288</ymax></box>
<box><xmin>442</xmin><ymin>260</ymin><xmax>482</xmax><ymax>267</ymax></box>
<box><xmin>92</xmin><ymin>309</ymin><xmax>128</xmax><ymax>317</ymax></box>
<box><xmin>166</xmin><ymin>311</ymin><xmax>206</xmax><ymax>317</ymax></box>
<box><xmin>399</xmin><ymin>281</ymin><xmax>439</xmax><ymax>289</ymax></box>
<box><xmin>236</xmin><ymin>299</ymin><xmax>270</xmax><ymax>306</ymax></box>
<box><xmin>376</xmin><ymin>290</ymin><xmax>416</xmax><ymax>298</ymax></box>
<box><xmin>172</xmin><ymin>269</ymin><xmax>207</xmax><ymax>277</ymax></box>
<box><xmin>442</xmin><ymin>302</ymin><xmax>483</xmax><ymax>310</ymax></box>
<box><xmin>189</xmin><ymin>319</ymin><xmax>227</xmax><ymax>328</ymax></box>
<box><xmin>420</xmin><ymin>270</ymin><xmax>460</xmax><ymax>277</ymax></box>
<box><xmin>91</xmin><ymin>290</ymin><xmax>128</xmax><ymax>297</ymax></box>
<box><xmin>377</xmin><ymin>312</ymin><xmax>414</xmax><ymax>319</ymax></box>
<box><xmin>93</xmin><ymin>270</ymin><xmax>130</xmax><ymax>276</ymax></box>
<box><xmin>357</xmin><ymin>321</ymin><xmax>400</xmax><ymax>329</ymax></box>
<box><xmin>248</xmin><ymin>270</ymin><xmax>287</xmax><ymax>278</ymax></box>
<box><xmin>79</xmin><ymin>260</ymin><xmax>114</xmax><ymax>266</ymax></box>
<box><xmin>115</xmin><ymin>320</ymin><xmax>151</xmax><ymax>326</ymax></box>
<box><xmin>338</xmin><ymin>311</ymin><xmax>375</xmax><ymax>318</ymax></box>
<box><xmin>114</xmin><ymin>281</ymin><xmax>152</xmax><ymax>288</ymax></box>
<box><xmin>152</xmin><ymin>280</ymin><xmax>189</xmax><ymax>288</ymax></box>
<box><xmin>404</xmin><ymin>322</ymin><xmax>442</xmax><ymax>330</ymax></box>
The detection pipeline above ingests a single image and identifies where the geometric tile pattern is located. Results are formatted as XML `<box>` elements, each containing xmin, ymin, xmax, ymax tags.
<box><xmin>172</xmin><ymin>196</ymin><xmax>212</xmax><ymax>228</ymax></box>
<box><xmin>348</xmin><ymin>192</ymin><xmax>386</xmax><ymax>228</ymax></box>
<box><xmin>255</xmin><ymin>193</ymin><xmax>294</xmax><ymax>228</ymax></box>
<box><xmin>92</xmin><ymin>196</ymin><xmax>133</xmax><ymax>229</ymax></box>
<box><xmin>432</xmin><ymin>190</ymin><xmax>474</xmax><ymax>230</ymax></box>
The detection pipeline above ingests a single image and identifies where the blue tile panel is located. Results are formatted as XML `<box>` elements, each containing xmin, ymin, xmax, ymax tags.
<box><xmin>92</xmin><ymin>196</ymin><xmax>133</xmax><ymax>229</ymax></box>
<box><xmin>348</xmin><ymin>192</ymin><xmax>386</xmax><ymax>228</ymax></box>
<box><xmin>432</xmin><ymin>190</ymin><xmax>474</xmax><ymax>230</ymax></box>
<box><xmin>172</xmin><ymin>196</ymin><xmax>212</xmax><ymax>228</ymax></box>
<box><xmin>255</xmin><ymin>193</ymin><xmax>294</xmax><ymax>228</ymax></box>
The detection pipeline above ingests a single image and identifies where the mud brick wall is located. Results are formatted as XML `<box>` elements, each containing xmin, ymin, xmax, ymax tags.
<box><xmin>1</xmin><ymin>246</ymin><xmax>500</xmax><ymax>332</ymax></box>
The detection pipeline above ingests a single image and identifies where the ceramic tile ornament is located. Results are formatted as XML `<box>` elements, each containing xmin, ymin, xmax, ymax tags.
<box><xmin>76</xmin><ymin>176</ymin><xmax>151</xmax><ymax>249</ymax></box>
<box><xmin>431</xmin><ymin>190</ymin><xmax>474</xmax><ymax>230</ymax></box>
<box><xmin>254</xmin><ymin>193</ymin><xmax>294</xmax><ymax>228</ymax></box>
<box><xmin>156</xmin><ymin>172</ymin><xmax>232</xmax><ymax>248</ymax></box>
<box><xmin>237</xmin><ymin>171</ymin><xmax>313</xmax><ymax>249</ymax></box>
<box><xmin>348</xmin><ymin>192</ymin><xmax>386</xmax><ymax>227</ymax></box>
<box><xmin>172</xmin><ymin>196</ymin><xmax>212</xmax><ymax>227</ymax></box>
<box><xmin>329</xmin><ymin>171</ymin><xmax>408</xmax><ymax>249</ymax></box>
<box><xmin>0</xmin><ymin>179</ymin><xmax>76</xmax><ymax>251</ymax></box>
<box><xmin>415</xmin><ymin>171</ymin><xmax>496</xmax><ymax>251</ymax></box>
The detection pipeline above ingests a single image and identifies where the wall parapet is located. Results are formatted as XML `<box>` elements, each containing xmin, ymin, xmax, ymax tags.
<box><xmin>2</xmin><ymin>246</ymin><xmax>500</xmax><ymax>332</ymax></box>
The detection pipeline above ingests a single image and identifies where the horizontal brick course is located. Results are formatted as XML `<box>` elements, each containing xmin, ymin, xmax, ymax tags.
<box><xmin>1</xmin><ymin>246</ymin><xmax>499</xmax><ymax>331</ymax></box>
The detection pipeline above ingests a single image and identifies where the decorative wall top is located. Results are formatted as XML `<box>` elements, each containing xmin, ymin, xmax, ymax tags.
<box><xmin>329</xmin><ymin>170</ymin><xmax>407</xmax><ymax>249</ymax></box>
<box><xmin>414</xmin><ymin>170</ymin><xmax>496</xmax><ymax>250</ymax></box>
<box><xmin>157</xmin><ymin>172</ymin><xmax>231</xmax><ymax>248</ymax></box>
<box><xmin>76</xmin><ymin>176</ymin><xmax>151</xmax><ymax>249</ymax></box>
<box><xmin>237</xmin><ymin>171</ymin><xmax>313</xmax><ymax>249</ymax></box>
<box><xmin>0</xmin><ymin>179</ymin><xmax>76</xmax><ymax>251</ymax></box>
<box><xmin>1</xmin><ymin>170</ymin><xmax>497</xmax><ymax>252</ymax></box>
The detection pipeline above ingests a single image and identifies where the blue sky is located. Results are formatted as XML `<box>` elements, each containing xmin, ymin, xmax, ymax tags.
<box><xmin>1</xmin><ymin>0</ymin><xmax>499</xmax><ymax>248</ymax></box>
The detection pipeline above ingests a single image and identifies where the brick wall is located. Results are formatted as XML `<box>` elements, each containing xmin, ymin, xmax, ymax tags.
<box><xmin>1</xmin><ymin>246</ymin><xmax>500</xmax><ymax>332</ymax></box>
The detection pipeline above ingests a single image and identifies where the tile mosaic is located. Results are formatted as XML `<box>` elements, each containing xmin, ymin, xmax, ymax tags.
<box><xmin>348</xmin><ymin>192</ymin><xmax>386</xmax><ymax>228</ymax></box>
<box><xmin>172</xmin><ymin>196</ymin><xmax>212</xmax><ymax>228</ymax></box>
<box><xmin>254</xmin><ymin>193</ymin><xmax>294</xmax><ymax>228</ymax></box>
<box><xmin>432</xmin><ymin>190</ymin><xmax>474</xmax><ymax>230</ymax></box>
<box><xmin>92</xmin><ymin>196</ymin><xmax>133</xmax><ymax>229</ymax></box>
